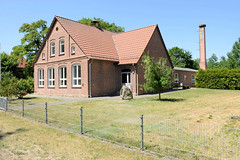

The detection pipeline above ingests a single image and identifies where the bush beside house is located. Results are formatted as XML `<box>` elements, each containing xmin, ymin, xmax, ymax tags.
<box><xmin>196</xmin><ymin>69</ymin><xmax>240</xmax><ymax>90</ymax></box>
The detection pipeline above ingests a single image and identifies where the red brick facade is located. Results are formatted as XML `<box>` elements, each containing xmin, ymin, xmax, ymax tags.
<box><xmin>33</xmin><ymin>16</ymin><xmax>173</xmax><ymax>97</ymax></box>
<box><xmin>173</xmin><ymin>68</ymin><xmax>197</xmax><ymax>87</ymax></box>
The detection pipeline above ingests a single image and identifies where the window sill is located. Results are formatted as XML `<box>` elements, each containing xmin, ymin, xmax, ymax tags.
<box><xmin>59</xmin><ymin>86</ymin><xmax>67</xmax><ymax>88</ymax></box>
<box><xmin>59</xmin><ymin>53</ymin><xmax>65</xmax><ymax>56</ymax></box>
<box><xmin>72</xmin><ymin>86</ymin><xmax>82</xmax><ymax>89</ymax></box>
<box><xmin>48</xmin><ymin>86</ymin><xmax>55</xmax><ymax>89</ymax></box>
<box><xmin>71</xmin><ymin>52</ymin><xmax>75</xmax><ymax>55</ymax></box>
<box><xmin>50</xmin><ymin>55</ymin><xmax>55</xmax><ymax>58</ymax></box>
<box><xmin>38</xmin><ymin>86</ymin><xmax>44</xmax><ymax>88</ymax></box>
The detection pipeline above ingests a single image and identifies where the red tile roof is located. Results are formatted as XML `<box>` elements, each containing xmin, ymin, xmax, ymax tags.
<box><xmin>56</xmin><ymin>16</ymin><xmax>119</xmax><ymax>62</ymax></box>
<box><xmin>34</xmin><ymin>16</ymin><xmax>162</xmax><ymax>65</ymax></box>
<box><xmin>113</xmin><ymin>25</ymin><xmax>157</xmax><ymax>64</ymax></box>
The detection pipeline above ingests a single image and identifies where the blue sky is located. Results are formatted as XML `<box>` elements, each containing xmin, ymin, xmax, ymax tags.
<box><xmin>0</xmin><ymin>0</ymin><xmax>239</xmax><ymax>60</ymax></box>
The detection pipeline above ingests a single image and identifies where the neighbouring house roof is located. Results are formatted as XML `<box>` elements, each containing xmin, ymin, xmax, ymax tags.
<box><xmin>174</xmin><ymin>67</ymin><xmax>198</xmax><ymax>72</ymax></box>
<box><xmin>33</xmin><ymin>16</ymin><xmax>171</xmax><ymax>66</ymax></box>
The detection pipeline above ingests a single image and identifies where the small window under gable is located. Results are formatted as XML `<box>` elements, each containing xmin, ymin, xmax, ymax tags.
<box><xmin>42</xmin><ymin>53</ymin><xmax>45</xmax><ymax>60</ymax></box>
<box><xmin>50</xmin><ymin>42</ymin><xmax>55</xmax><ymax>56</ymax></box>
<box><xmin>59</xmin><ymin>40</ymin><xmax>65</xmax><ymax>55</ymax></box>
<box><xmin>71</xmin><ymin>46</ymin><xmax>75</xmax><ymax>54</ymax></box>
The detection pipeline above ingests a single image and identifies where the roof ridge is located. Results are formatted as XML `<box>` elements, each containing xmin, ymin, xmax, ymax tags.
<box><xmin>114</xmin><ymin>24</ymin><xmax>157</xmax><ymax>36</ymax></box>
<box><xmin>55</xmin><ymin>15</ymin><xmax>119</xmax><ymax>34</ymax></box>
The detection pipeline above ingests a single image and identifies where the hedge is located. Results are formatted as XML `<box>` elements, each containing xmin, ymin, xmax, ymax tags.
<box><xmin>195</xmin><ymin>69</ymin><xmax>240</xmax><ymax>90</ymax></box>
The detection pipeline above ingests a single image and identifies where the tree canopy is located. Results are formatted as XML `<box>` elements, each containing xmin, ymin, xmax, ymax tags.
<box><xmin>227</xmin><ymin>37</ymin><xmax>240</xmax><ymax>69</ymax></box>
<box><xmin>78</xmin><ymin>17</ymin><xmax>125</xmax><ymax>33</ymax></box>
<box><xmin>19</xmin><ymin>19</ymin><xmax>48</xmax><ymax>62</ymax></box>
<box><xmin>141</xmin><ymin>52</ymin><xmax>173</xmax><ymax>100</ymax></box>
<box><xmin>168</xmin><ymin>47</ymin><xmax>199</xmax><ymax>69</ymax></box>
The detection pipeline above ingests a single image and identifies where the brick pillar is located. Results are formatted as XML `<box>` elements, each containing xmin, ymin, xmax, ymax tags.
<box><xmin>199</xmin><ymin>24</ymin><xmax>207</xmax><ymax>70</ymax></box>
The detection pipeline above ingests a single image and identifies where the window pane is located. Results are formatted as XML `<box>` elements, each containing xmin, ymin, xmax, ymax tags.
<box><xmin>61</xmin><ymin>68</ymin><xmax>63</xmax><ymax>78</ymax></box>
<box><xmin>42</xmin><ymin>70</ymin><xmax>44</xmax><ymax>79</ymax></box>
<box><xmin>61</xmin><ymin>44</ymin><xmax>64</xmax><ymax>53</ymax></box>
<box><xmin>78</xmin><ymin>79</ymin><xmax>81</xmax><ymax>86</ymax></box>
<box><xmin>53</xmin><ymin>69</ymin><xmax>54</xmax><ymax>79</ymax></box>
<box><xmin>64</xmin><ymin>67</ymin><xmax>66</xmax><ymax>78</ymax></box>
<box><xmin>74</xmin><ymin>66</ymin><xmax>77</xmax><ymax>78</ymax></box>
<box><xmin>74</xmin><ymin>80</ymin><xmax>77</xmax><ymax>85</ymax></box>
<box><xmin>78</xmin><ymin>65</ymin><xmax>81</xmax><ymax>78</ymax></box>
<box><xmin>122</xmin><ymin>74</ymin><xmax>127</xmax><ymax>83</ymax></box>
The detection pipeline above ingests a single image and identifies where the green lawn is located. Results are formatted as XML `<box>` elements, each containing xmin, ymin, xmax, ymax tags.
<box><xmin>0</xmin><ymin>112</ymin><xmax>158</xmax><ymax>160</ymax></box>
<box><xmin>7</xmin><ymin>96</ymin><xmax>62</xmax><ymax>109</ymax></box>
<box><xmin>6</xmin><ymin>88</ymin><xmax>240</xmax><ymax>159</ymax></box>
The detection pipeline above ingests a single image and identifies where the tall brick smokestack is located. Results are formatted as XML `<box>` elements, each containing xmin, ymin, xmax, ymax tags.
<box><xmin>199</xmin><ymin>24</ymin><xmax>207</xmax><ymax>70</ymax></box>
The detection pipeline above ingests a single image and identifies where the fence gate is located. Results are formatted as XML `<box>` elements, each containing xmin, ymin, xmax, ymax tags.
<box><xmin>0</xmin><ymin>97</ymin><xmax>7</xmax><ymax>111</ymax></box>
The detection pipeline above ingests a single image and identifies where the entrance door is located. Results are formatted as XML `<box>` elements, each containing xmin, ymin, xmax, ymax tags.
<box><xmin>121</xmin><ymin>71</ymin><xmax>131</xmax><ymax>89</ymax></box>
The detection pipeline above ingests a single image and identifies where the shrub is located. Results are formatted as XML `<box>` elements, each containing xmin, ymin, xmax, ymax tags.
<box><xmin>15</xmin><ymin>79</ymin><xmax>32</xmax><ymax>99</ymax></box>
<box><xmin>0</xmin><ymin>74</ymin><xmax>34</xmax><ymax>98</ymax></box>
<box><xmin>195</xmin><ymin>69</ymin><xmax>240</xmax><ymax>90</ymax></box>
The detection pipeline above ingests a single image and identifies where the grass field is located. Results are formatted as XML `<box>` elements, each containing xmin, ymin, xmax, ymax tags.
<box><xmin>0</xmin><ymin>112</ymin><xmax>158</xmax><ymax>160</ymax></box>
<box><xmin>7</xmin><ymin>96</ymin><xmax>62</xmax><ymax>109</ymax></box>
<box><xmin>5</xmin><ymin>88</ymin><xmax>240</xmax><ymax>159</ymax></box>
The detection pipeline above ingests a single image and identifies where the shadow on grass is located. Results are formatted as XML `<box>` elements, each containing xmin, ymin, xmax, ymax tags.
<box><xmin>152</xmin><ymin>98</ymin><xmax>185</xmax><ymax>102</ymax></box>
<box><xmin>0</xmin><ymin>128</ymin><xmax>28</xmax><ymax>140</ymax></box>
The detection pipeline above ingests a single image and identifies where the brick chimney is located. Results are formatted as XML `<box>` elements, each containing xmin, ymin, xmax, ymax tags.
<box><xmin>199</xmin><ymin>24</ymin><xmax>207</xmax><ymax>70</ymax></box>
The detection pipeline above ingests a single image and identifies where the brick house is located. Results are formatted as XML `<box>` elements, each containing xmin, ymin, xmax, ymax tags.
<box><xmin>173</xmin><ymin>67</ymin><xmax>198</xmax><ymax>87</ymax></box>
<box><xmin>33</xmin><ymin>16</ymin><xmax>197</xmax><ymax>97</ymax></box>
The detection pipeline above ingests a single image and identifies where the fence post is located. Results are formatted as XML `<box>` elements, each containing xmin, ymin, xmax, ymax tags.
<box><xmin>140</xmin><ymin>115</ymin><xmax>144</xmax><ymax>150</ymax></box>
<box><xmin>80</xmin><ymin>107</ymin><xmax>83</xmax><ymax>134</ymax></box>
<box><xmin>22</xmin><ymin>99</ymin><xmax>24</xmax><ymax>117</ymax></box>
<box><xmin>45</xmin><ymin>102</ymin><xmax>48</xmax><ymax>124</ymax></box>
<box><xmin>5</xmin><ymin>97</ymin><xmax>8</xmax><ymax>112</ymax></box>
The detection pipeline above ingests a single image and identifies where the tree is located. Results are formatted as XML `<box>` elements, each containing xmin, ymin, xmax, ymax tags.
<box><xmin>0</xmin><ymin>52</ymin><xmax>21</xmax><ymax>77</ymax></box>
<box><xmin>141</xmin><ymin>52</ymin><xmax>173</xmax><ymax>100</ymax></box>
<box><xmin>19</xmin><ymin>20</ymin><xmax>48</xmax><ymax>62</ymax></box>
<box><xmin>168</xmin><ymin>47</ymin><xmax>198</xmax><ymax>69</ymax></box>
<box><xmin>78</xmin><ymin>17</ymin><xmax>125</xmax><ymax>33</ymax></box>
<box><xmin>227</xmin><ymin>37</ymin><xmax>240</xmax><ymax>69</ymax></box>
<box><xmin>207</xmin><ymin>53</ymin><xmax>218</xmax><ymax>69</ymax></box>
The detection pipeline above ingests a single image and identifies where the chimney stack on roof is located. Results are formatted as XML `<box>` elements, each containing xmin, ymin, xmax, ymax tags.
<box><xmin>91</xmin><ymin>20</ymin><xmax>99</xmax><ymax>27</ymax></box>
<box><xmin>199</xmin><ymin>24</ymin><xmax>207</xmax><ymax>70</ymax></box>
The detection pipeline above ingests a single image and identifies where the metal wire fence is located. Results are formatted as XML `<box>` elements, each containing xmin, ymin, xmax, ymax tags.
<box><xmin>2</xmin><ymin>97</ymin><xmax>240</xmax><ymax>160</ymax></box>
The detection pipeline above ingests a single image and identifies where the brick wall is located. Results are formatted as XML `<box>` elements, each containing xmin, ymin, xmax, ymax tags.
<box><xmin>173</xmin><ymin>70</ymin><xmax>197</xmax><ymax>87</ymax></box>
<box><xmin>34</xmin><ymin>21</ymin><xmax>89</xmax><ymax>97</ymax></box>
<box><xmin>137</xmin><ymin>27</ymin><xmax>173</xmax><ymax>95</ymax></box>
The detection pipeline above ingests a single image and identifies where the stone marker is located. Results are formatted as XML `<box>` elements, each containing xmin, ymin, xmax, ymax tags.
<box><xmin>120</xmin><ymin>85</ymin><xmax>133</xmax><ymax>100</ymax></box>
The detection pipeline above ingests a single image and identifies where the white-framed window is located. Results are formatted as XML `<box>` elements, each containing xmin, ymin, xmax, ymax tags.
<box><xmin>48</xmin><ymin>67</ymin><xmax>55</xmax><ymax>87</ymax></box>
<box><xmin>59</xmin><ymin>40</ymin><xmax>65</xmax><ymax>54</ymax></box>
<box><xmin>50</xmin><ymin>42</ymin><xmax>55</xmax><ymax>56</ymax></box>
<box><xmin>72</xmin><ymin>64</ymin><xmax>81</xmax><ymax>87</ymax></box>
<box><xmin>38</xmin><ymin>68</ymin><xmax>44</xmax><ymax>87</ymax></box>
<box><xmin>42</xmin><ymin>53</ymin><xmax>45</xmax><ymax>60</ymax></box>
<box><xmin>59</xmin><ymin>66</ymin><xmax>67</xmax><ymax>87</ymax></box>
<box><xmin>192</xmin><ymin>74</ymin><xmax>195</xmax><ymax>83</ymax></box>
<box><xmin>71</xmin><ymin>46</ymin><xmax>75</xmax><ymax>54</ymax></box>
<box><xmin>174</xmin><ymin>73</ymin><xmax>179</xmax><ymax>83</ymax></box>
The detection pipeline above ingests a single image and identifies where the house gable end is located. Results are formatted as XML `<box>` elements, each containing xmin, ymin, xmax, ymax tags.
<box><xmin>137</xmin><ymin>25</ymin><xmax>173</xmax><ymax>68</ymax></box>
<box><xmin>33</xmin><ymin>17</ymin><xmax>87</xmax><ymax>66</ymax></box>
